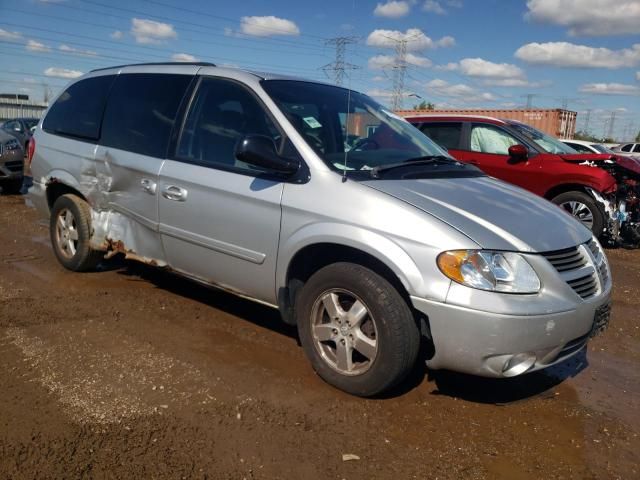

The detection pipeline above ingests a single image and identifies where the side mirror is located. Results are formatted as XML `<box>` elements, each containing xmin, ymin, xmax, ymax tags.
<box><xmin>508</xmin><ymin>144</ymin><xmax>528</xmax><ymax>161</ymax></box>
<box><xmin>235</xmin><ymin>135</ymin><xmax>300</xmax><ymax>175</ymax></box>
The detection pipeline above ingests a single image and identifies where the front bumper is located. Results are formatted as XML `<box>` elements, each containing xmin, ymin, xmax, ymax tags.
<box><xmin>0</xmin><ymin>149</ymin><xmax>24</xmax><ymax>179</ymax></box>
<box><xmin>411</xmin><ymin>289</ymin><xmax>611</xmax><ymax>377</ymax></box>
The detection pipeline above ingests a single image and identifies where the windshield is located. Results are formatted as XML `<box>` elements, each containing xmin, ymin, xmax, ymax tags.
<box><xmin>591</xmin><ymin>144</ymin><xmax>615</xmax><ymax>154</ymax></box>
<box><xmin>261</xmin><ymin>80</ymin><xmax>452</xmax><ymax>173</ymax></box>
<box><xmin>507</xmin><ymin>121</ymin><xmax>578</xmax><ymax>154</ymax></box>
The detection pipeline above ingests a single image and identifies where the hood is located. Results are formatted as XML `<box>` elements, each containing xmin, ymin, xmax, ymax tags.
<box><xmin>363</xmin><ymin>176</ymin><xmax>591</xmax><ymax>252</ymax></box>
<box><xmin>559</xmin><ymin>152</ymin><xmax>640</xmax><ymax>175</ymax></box>
<box><xmin>559</xmin><ymin>153</ymin><xmax>611</xmax><ymax>162</ymax></box>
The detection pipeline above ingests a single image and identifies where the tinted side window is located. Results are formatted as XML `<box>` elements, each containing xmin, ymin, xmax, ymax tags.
<box><xmin>42</xmin><ymin>75</ymin><xmax>115</xmax><ymax>140</ymax></box>
<box><xmin>621</xmin><ymin>144</ymin><xmax>632</xmax><ymax>152</ymax></box>
<box><xmin>470</xmin><ymin>124</ymin><xmax>519</xmax><ymax>155</ymax></box>
<box><xmin>420</xmin><ymin>123</ymin><xmax>462</xmax><ymax>150</ymax></box>
<box><xmin>101</xmin><ymin>74</ymin><xmax>191</xmax><ymax>158</ymax></box>
<box><xmin>634</xmin><ymin>144</ymin><xmax>640</xmax><ymax>153</ymax></box>
<box><xmin>177</xmin><ymin>77</ymin><xmax>280</xmax><ymax>173</ymax></box>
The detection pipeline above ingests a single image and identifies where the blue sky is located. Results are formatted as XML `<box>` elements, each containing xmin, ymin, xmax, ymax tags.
<box><xmin>0</xmin><ymin>0</ymin><xmax>638</xmax><ymax>140</ymax></box>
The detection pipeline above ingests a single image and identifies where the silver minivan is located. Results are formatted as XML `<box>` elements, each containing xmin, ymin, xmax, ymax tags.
<box><xmin>28</xmin><ymin>63</ymin><xmax>611</xmax><ymax>396</ymax></box>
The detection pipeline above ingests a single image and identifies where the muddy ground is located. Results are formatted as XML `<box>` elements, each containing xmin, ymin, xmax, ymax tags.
<box><xmin>0</xmin><ymin>192</ymin><xmax>638</xmax><ymax>480</ymax></box>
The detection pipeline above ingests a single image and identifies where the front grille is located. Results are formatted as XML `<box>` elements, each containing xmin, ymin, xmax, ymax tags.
<box><xmin>566</xmin><ymin>273</ymin><xmax>598</xmax><ymax>299</ymax></box>
<box><xmin>541</xmin><ymin>246</ymin><xmax>586</xmax><ymax>272</ymax></box>
<box><xmin>4</xmin><ymin>160</ymin><xmax>23</xmax><ymax>173</ymax></box>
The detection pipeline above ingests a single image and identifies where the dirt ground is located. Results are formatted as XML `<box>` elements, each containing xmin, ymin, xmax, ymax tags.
<box><xmin>0</xmin><ymin>191</ymin><xmax>638</xmax><ymax>480</ymax></box>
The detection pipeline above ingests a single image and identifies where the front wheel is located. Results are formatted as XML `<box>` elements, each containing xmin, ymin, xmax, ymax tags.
<box><xmin>552</xmin><ymin>190</ymin><xmax>605</xmax><ymax>237</ymax></box>
<box><xmin>296</xmin><ymin>262</ymin><xmax>420</xmax><ymax>397</ymax></box>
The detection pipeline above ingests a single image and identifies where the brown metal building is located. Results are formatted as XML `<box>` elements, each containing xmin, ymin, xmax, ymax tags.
<box><xmin>396</xmin><ymin>109</ymin><xmax>578</xmax><ymax>139</ymax></box>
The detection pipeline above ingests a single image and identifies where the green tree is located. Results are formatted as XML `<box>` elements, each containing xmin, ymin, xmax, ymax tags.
<box><xmin>413</xmin><ymin>100</ymin><xmax>435</xmax><ymax>110</ymax></box>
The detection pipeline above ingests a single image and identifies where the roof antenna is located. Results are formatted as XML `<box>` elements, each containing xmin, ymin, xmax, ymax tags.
<box><xmin>342</xmin><ymin>75</ymin><xmax>353</xmax><ymax>183</ymax></box>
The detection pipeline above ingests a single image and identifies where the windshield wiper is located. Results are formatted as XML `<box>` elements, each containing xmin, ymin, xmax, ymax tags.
<box><xmin>370</xmin><ymin>155</ymin><xmax>460</xmax><ymax>178</ymax></box>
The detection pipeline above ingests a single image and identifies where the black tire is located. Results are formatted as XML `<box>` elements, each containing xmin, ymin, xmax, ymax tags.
<box><xmin>552</xmin><ymin>190</ymin><xmax>605</xmax><ymax>237</ymax></box>
<box><xmin>1</xmin><ymin>177</ymin><xmax>23</xmax><ymax>195</ymax></box>
<box><xmin>296</xmin><ymin>262</ymin><xmax>420</xmax><ymax>397</ymax></box>
<box><xmin>49</xmin><ymin>194</ymin><xmax>103</xmax><ymax>272</ymax></box>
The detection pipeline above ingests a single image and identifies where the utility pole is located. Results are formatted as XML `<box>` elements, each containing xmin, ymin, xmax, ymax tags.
<box><xmin>607</xmin><ymin>111</ymin><xmax>616</xmax><ymax>139</ymax></box>
<box><xmin>390</xmin><ymin>38</ymin><xmax>409</xmax><ymax>111</ymax></box>
<box><xmin>521</xmin><ymin>93</ymin><xmax>539</xmax><ymax>109</ymax></box>
<box><xmin>583</xmin><ymin>109</ymin><xmax>592</xmax><ymax>134</ymax></box>
<box><xmin>322</xmin><ymin>36</ymin><xmax>359</xmax><ymax>87</ymax></box>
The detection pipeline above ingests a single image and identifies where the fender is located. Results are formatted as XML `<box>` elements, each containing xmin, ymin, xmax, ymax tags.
<box><xmin>544</xmin><ymin>168</ymin><xmax>617</xmax><ymax>197</ymax></box>
<box><xmin>276</xmin><ymin>222</ymin><xmax>426</xmax><ymax>297</ymax></box>
<box><xmin>43</xmin><ymin>169</ymin><xmax>84</xmax><ymax>193</ymax></box>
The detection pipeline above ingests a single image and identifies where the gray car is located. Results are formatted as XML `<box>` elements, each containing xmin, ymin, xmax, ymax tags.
<box><xmin>1</xmin><ymin>118</ymin><xmax>38</xmax><ymax>152</ymax></box>
<box><xmin>27</xmin><ymin>63</ymin><xmax>611</xmax><ymax>396</ymax></box>
<box><xmin>0</xmin><ymin>129</ymin><xmax>24</xmax><ymax>194</ymax></box>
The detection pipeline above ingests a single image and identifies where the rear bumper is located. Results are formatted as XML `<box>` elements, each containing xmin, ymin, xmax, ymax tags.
<box><xmin>25</xmin><ymin>178</ymin><xmax>49</xmax><ymax>218</ymax></box>
<box><xmin>411</xmin><ymin>291</ymin><xmax>611</xmax><ymax>377</ymax></box>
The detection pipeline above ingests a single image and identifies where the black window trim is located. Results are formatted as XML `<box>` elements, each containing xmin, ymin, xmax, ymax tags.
<box><xmin>170</xmin><ymin>74</ymin><xmax>309</xmax><ymax>184</ymax></box>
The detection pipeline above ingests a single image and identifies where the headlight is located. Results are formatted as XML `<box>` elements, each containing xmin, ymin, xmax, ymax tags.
<box><xmin>437</xmin><ymin>250</ymin><xmax>540</xmax><ymax>294</ymax></box>
<box><xmin>4</xmin><ymin>138</ymin><xmax>20</xmax><ymax>151</ymax></box>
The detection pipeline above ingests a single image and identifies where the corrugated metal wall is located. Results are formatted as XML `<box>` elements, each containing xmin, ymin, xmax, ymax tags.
<box><xmin>0</xmin><ymin>98</ymin><xmax>48</xmax><ymax>120</ymax></box>
<box><xmin>396</xmin><ymin>109</ymin><xmax>578</xmax><ymax>138</ymax></box>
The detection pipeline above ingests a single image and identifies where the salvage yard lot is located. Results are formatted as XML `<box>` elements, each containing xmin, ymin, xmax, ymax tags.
<box><xmin>0</xmin><ymin>193</ymin><xmax>638</xmax><ymax>479</ymax></box>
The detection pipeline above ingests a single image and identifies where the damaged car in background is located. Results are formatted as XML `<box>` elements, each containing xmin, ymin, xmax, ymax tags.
<box><xmin>407</xmin><ymin>114</ymin><xmax>640</xmax><ymax>248</ymax></box>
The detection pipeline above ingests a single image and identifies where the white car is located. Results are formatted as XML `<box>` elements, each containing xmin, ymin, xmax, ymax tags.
<box><xmin>560</xmin><ymin>139</ymin><xmax>615</xmax><ymax>155</ymax></box>
<box><xmin>612</xmin><ymin>143</ymin><xmax>640</xmax><ymax>157</ymax></box>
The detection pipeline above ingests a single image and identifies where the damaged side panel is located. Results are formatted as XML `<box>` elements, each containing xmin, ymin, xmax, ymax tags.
<box><xmin>84</xmin><ymin>144</ymin><xmax>167</xmax><ymax>266</ymax></box>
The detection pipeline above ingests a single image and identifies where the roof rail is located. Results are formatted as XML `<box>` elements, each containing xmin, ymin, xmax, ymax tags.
<box><xmin>90</xmin><ymin>62</ymin><xmax>216</xmax><ymax>73</ymax></box>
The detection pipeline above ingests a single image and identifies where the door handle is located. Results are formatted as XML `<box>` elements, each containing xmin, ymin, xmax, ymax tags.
<box><xmin>140</xmin><ymin>178</ymin><xmax>157</xmax><ymax>195</ymax></box>
<box><xmin>161</xmin><ymin>185</ymin><xmax>188</xmax><ymax>201</ymax></box>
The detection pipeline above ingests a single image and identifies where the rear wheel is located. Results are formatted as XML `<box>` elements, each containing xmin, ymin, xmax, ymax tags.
<box><xmin>0</xmin><ymin>177</ymin><xmax>23</xmax><ymax>195</ymax></box>
<box><xmin>50</xmin><ymin>194</ymin><xmax>103</xmax><ymax>271</ymax></box>
<box><xmin>552</xmin><ymin>191</ymin><xmax>604</xmax><ymax>237</ymax></box>
<box><xmin>297</xmin><ymin>262</ymin><xmax>420</xmax><ymax>397</ymax></box>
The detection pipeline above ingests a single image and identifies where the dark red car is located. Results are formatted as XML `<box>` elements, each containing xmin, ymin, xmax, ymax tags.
<box><xmin>406</xmin><ymin>114</ymin><xmax>640</xmax><ymax>246</ymax></box>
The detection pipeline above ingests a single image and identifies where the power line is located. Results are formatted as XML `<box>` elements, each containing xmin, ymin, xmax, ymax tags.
<box><xmin>607</xmin><ymin>111</ymin><xmax>617</xmax><ymax>139</ymax></box>
<box><xmin>322</xmin><ymin>36</ymin><xmax>359</xmax><ymax>86</ymax></box>
<box><xmin>521</xmin><ymin>93</ymin><xmax>539</xmax><ymax>109</ymax></box>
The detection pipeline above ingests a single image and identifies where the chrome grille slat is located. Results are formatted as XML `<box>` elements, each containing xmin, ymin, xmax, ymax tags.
<box><xmin>542</xmin><ymin>244</ymin><xmax>601</xmax><ymax>299</ymax></box>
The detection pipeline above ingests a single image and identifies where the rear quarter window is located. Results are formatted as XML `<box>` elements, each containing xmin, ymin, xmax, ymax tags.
<box><xmin>419</xmin><ymin>123</ymin><xmax>462</xmax><ymax>150</ymax></box>
<box><xmin>42</xmin><ymin>75</ymin><xmax>115</xmax><ymax>140</ymax></box>
<box><xmin>100</xmin><ymin>73</ymin><xmax>192</xmax><ymax>158</ymax></box>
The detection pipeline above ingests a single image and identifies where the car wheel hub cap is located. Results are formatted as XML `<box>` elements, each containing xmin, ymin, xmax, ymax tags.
<box><xmin>560</xmin><ymin>201</ymin><xmax>594</xmax><ymax>230</ymax></box>
<box><xmin>310</xmin><ymin>289</ymin><xmax>378</xmax><ymax>376</ymax></box>
<box><xmin>55</xmin><ymin>208</ymin><xmax>78</xmax><ymax>258</ymax></box>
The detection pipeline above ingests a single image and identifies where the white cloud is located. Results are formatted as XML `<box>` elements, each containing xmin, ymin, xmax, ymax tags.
<box><xmin>131</xmin><ymin>18</ymin><xmax>177</xmax><ymax>44</ymax></box>
<box><xmin>367</xmin><ymin>88</ymin><xmax>394</xmax><ymax>99</ymax></box>
<box><xmin>423</xmin><ymin>1</ymin><xmax>446</xmax><ymax>15</ymax></box>
<box><xmin>426</xmin><ymin>78</ymin><xmax>496</xmax><ymax>102</ymax></box>
<box><xmin>372</xmin><ymin>75</ymin><xmax>386</xmax><ymax>82</ymax></box>
<box><xmin>171</xmin><ymin>53</ymin><xmax>199</xmax><ymax>62</ymax></box>
<box><xmin>515</xmin><ymin>42</ymin><xmax>640</xmax><ymax>69</ymax></box>
<box><xmin>374</xmin><ymin>1</ymin><xmax>410</xmax><ymax>18</ymax></box>
<box><xmin>525</xmin><ymin>0</ymin><xmax>640</xmax><ymax>36</ymax></box>
<box><xmin>442</xmin><ymin>57</ymin><xmax>525</xmax><ymax>78</ymax></box>
<box><xmin>636</xmin><ymin>71</ymin><xmax>640</xmax><ymax>81</ymax></box>
<box><xmin>110</xmin><ymin>30</ymin><xmax>123</xmax><ymax>40</ymax></box>
<box><xmin>435</xmin><ymin>36</ymin><xmax>456</xmax><ymax>48</ymax></box>
<box><xmin>368</xmin><ymin>53</ymin><xmax>432</xmax><ymax>70</ymax></box>
<box><xmin>59</xmin><ymin>44</ymin><xmax>97</xmax><ymax>56</ymax></box>
<box><xmin>482</xmin><ymin>78</ymin><xmax>550</xmax><ymax>88</ymax></box>
<box><xmin>44</xmin><ymin>67</ymin><xmax>83</xmax><ymax>79</ymax></box>
<box><xmin>366</xmin><ymin>28</ymin><xmax>455</xmax><ymax>51</ymax></box>
<box><xmin>239</xmin><ymin>16</ymin><xmax>300</xmax><ymax>37</ymax></box>
<box><xmin>579</xmin><ymin>83</ymin><xmax>640</xmax><ymax>96</ymax></box>
<box><xmin>26</xmin><ymin>40</ymin><xmax>51</xmax><ymax>53</ymax></box>
<box><xmin>0</xmin><ymin>29</ymin><xmax>22</xmax><ymax>41</ymax></box>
